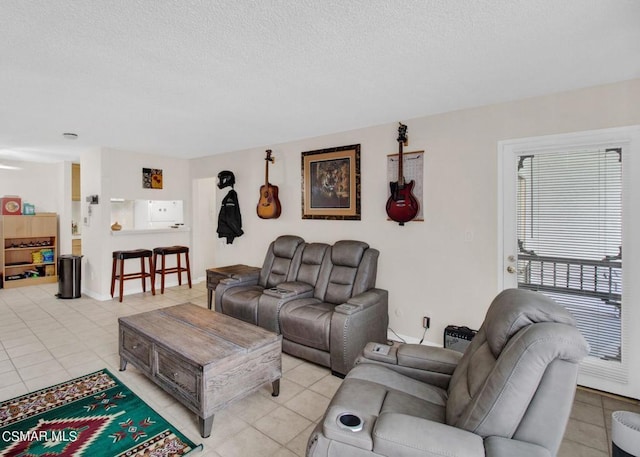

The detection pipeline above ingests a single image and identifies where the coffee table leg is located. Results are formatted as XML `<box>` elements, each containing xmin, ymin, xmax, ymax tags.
<box><xmin>199</xmin><ymin>415</ymin><xmax>214</xmax><ymax>438</ymax></box>
<box><xmin>207</xmin><ymin>289</ymin><xmax>213</xmax><ymax>310</ymax></box>
<box><xmin>119</xmin><ymin>357</ymin><xmax>127</xmax><ymax>371</ymax></box>
<box><xmin>271</xmin><ymin>379</ymin><xmax>280</xmax><ymax>397</ymax></box>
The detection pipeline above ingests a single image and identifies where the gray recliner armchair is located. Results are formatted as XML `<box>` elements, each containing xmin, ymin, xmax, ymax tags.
<box><xmin>214</xmin><ymin>235</ymin><xmax>304</xmax><ymax>323</ymax></box>
<box><xmin>307</xmin><ymin>288</ymin><xmax>590</xmax><ymax>457</ymax></box>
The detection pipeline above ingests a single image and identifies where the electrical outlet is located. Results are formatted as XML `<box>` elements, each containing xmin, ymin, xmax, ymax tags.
<box><xmin>422</xmin><ymin>316</ymin><xmax>431</xmax><ymax>329</ymax></box>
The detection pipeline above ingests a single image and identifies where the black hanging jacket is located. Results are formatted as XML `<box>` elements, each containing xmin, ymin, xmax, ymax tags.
<box><xmin>217</xmin><ymin>189</ymin><xmax>244</xmax><ymax>244</ymax></box>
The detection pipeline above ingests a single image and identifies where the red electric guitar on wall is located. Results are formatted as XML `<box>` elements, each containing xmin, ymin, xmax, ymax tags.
<box><xmin>386</xmin><ymin>122</ymin><xmax>419</xmax><ymax>225</ymax></box>
<box><xmin>257</xmin><ymin>149</ymin><xmax>282</xmax><ymax>219</ymax></box>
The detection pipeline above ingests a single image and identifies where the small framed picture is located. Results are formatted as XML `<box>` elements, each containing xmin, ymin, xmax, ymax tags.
<box><xmin>142</xmin><ymin>168</ymin><xmax>163</xmax><ymax>189</ymax></box>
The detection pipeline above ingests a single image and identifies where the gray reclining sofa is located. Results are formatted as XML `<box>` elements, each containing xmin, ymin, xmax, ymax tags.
<box><xmin>214</xmin><ymin>235</ymin><xmax>389</xmax><ymax>376</ymax></box>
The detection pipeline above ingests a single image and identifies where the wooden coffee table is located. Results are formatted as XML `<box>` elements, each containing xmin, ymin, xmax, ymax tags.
<box><xmin>118</xmin><ymin>303</ymin><xmax>281</xmax><ymax>438</ymax></box>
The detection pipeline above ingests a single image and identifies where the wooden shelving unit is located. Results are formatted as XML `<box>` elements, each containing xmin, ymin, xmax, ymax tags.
<box><xmin>1</xmin><ymin>214</ymin><xmax>58</xmax><ymax>289</ymax></box>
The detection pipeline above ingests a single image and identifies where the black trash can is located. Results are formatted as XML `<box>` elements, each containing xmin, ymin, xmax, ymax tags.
<box><xmin>57</xmin><ymin>255</ymin><xmax>83</xmax><ymax>299</ymax></box>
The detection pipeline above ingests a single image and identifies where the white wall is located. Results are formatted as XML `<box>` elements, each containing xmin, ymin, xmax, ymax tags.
<box><xmin>191</xmin><ymin>177</ymin><xmax>218</xmax><ymax>281</ymax></box>
<box><xmin>0</xmin><ymin>160</ymin><xmax>63</xmax><ymax>214</ymax></box>
<box><xmin>81</xmin><ymin>148</ymin><xmax>192</xmax><ymax>299</ymax></box>
<box><xmin>0</xmin><ymin>159</ymin><xmax>73</xmax><ymax>255</ymax></box>
<box><xmin>79</xmin><ymin>148</ymin><xmax>105</xmax><ymax>296</ymax></box>
<box><xmin>189</xmin><ymin>78</ymin><xmax>640</xmax><ymax>344</ymax></box>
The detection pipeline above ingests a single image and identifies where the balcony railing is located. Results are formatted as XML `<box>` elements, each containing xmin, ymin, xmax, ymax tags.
<box><xmin>517</xmin><ymin>250</ymin><xmax>622</xmax><ymax>361</ymax></box>
<box><xmin>517</xmin><ymin>253</ymin><xmax>622</xmax><ymax>308</ymax></box>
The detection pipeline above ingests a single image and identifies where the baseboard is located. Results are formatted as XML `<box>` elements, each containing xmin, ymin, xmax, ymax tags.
<box><xmin>82</xmin><ymin>277</ymin><xmax>203</xmax><ymax>302</ymax></box>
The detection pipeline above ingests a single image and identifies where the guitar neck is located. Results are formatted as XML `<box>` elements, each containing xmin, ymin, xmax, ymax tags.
<box><xmin>264</xmin><ymin>150</ymin><xmax>272</xmax><ymax>186</ymax></box>
<box><xmin>397</xmin><ymin>143</ymin><xmax>404</xmax><ymax>186</ymax></box>
<box><xmin>396</xmin><ymin>123</ymin><xmax>407</xmax><ymax>187</ymax></box>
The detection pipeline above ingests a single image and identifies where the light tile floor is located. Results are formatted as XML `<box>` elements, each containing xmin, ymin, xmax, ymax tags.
<box><xmin>1</xmin><ymin>282</ymin><xmax>638</xmax><ymax>457</ymax></box>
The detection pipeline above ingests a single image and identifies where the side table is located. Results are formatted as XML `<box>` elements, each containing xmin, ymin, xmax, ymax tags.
<box><xmin>207</xmin><ymin>264</ymin><xmax>260</xmax><ymax>309</ymax></box>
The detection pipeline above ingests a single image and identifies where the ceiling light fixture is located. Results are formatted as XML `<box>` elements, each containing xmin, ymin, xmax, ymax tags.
<box><xmin>63</xmin><ymin>132</ymin><xmax>78</xmax><ymax>140</ymax></box>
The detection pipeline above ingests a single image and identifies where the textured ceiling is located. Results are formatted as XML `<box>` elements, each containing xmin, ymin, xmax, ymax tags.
<box><xmin>1</xmin><ymin>0</ymin><xmax>639</xmax><ymax>162</ymax></box>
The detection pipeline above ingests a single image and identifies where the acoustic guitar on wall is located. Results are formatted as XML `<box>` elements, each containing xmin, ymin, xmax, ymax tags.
<box><xmin>386</xmin><ymin>122</ymin><xmax>419</xmax><ymax>225</ymax></box>
<box><xmin>257</xmin><ymin>149</ymin><xmax>282</xmax><ymax>219</ymax></box>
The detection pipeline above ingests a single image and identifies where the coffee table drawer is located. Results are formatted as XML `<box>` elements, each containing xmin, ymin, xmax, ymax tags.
<box><xmin>120</xmin><ymin>329</ymin><xmax>152</xmax><ymax>371</ymax></box>
<box><xmin>156</xmin><ymin>349</ymin><xmax>200</xmax><ymax>406</ymax></box>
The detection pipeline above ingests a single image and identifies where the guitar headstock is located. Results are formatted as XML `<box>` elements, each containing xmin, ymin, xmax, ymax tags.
<box><xmin>397</xmin><ymin>123</ymin><xmax>408</xmax><ymax>146</ymax></box>
<box><xmin>265</xmin><ymin>149</ymin><xmax>274</xmax><ymax>163</ymax></box>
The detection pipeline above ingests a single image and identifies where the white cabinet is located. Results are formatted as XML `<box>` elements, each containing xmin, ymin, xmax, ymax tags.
<box><xmin>134</xmin><ymin>200</ymin><xmax>184</xmax><ymax>229</ymax></box>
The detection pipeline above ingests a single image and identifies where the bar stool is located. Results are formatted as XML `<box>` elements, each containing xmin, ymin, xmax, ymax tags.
<box><xmin>153</xmin><ymin>246</ymin><xmax>192</xmax><ymax>294</ymax></box>
<box><xmin>111</xmin><ymin>249</ymin><xmax>155</xmax><ymax>302</ymax></box>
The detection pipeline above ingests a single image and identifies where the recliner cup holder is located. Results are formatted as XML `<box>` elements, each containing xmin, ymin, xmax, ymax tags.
<box><xmin>337</xmin><ymin>413</ymin><xmax>363</xmax><ymax>432</ymax></box>
<box><xmin>269</xmin><ymin>287</ymin><xmax>288</xmax><ymax>293</ymax></box>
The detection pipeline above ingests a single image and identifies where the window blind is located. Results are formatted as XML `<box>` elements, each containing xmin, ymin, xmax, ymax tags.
<box><xmin>516</xmin><ymin>148</ymin><xmax>622</xmax><ymax>361</ymax></box>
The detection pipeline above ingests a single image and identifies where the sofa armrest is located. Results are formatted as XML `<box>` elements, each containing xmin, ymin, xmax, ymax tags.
<box><xmin>335</xmin><ymin>289</ymin><xmax>388</xmax><ymax>314</ymax></box>
<box><xmin>213</xmin><ymin>275</ymin><xmax>259</xmax><ymax>312</ymax></box>
<box><xmin>356</xmin><ymin>343</ymin><xmax>462</xmax><ymax>389</ymax></box>
<box><xmin>311</xmin><ymin>411</ymin><xmax>486</xmax><ymax>457</ymax></box>
<box><xmin>320</xmin><ymin>405</ymin><xmax>377</xmax><ymax>451</ymax></box>
<box><xmin>221</xmin><ymin>269</ymin><xmax>260</xmax><ymax>283</ymax></box>
<box><xmin>373</xmin><ymin>412</ymin><xmax>485</xmax><ymax>457</ymax></box>
<box><xmin>484</xmin><ymin>436</ymin><xmax>552</xmax><ymax>457</ymax></box>
<box><xmin>258</xmin><ymin>282</ymin><xmax>314</xmax><ymax>333</ymax></box>
<box><xmin>397</xmin><ymin>344</ymin><xmax>461</xmax><ymax>375</ymax></box>
<box><xmin>361</xmin><ymin>342</ymin><xmax>399</xmax><ymax>364</ymax></box>
<box><xmin>263</xmin><ymin>281</ymin><xmax>313</xmax><ymax>298</ymax></box>
<box><xmin>361</xmin><ymin>343</ymin><xmax>461</xmax><ymax>374</ymax></box>
<box><xmin>330</xmin><ymin>288</ymin><xmax>389</xmax><ymax>376</ymax></box>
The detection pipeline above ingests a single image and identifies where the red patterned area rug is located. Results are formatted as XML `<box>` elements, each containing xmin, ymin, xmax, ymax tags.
<box><xmin>0</xmin><ymin>369</ymin><xmax>202</xmax><ymax>456</ymax></box>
